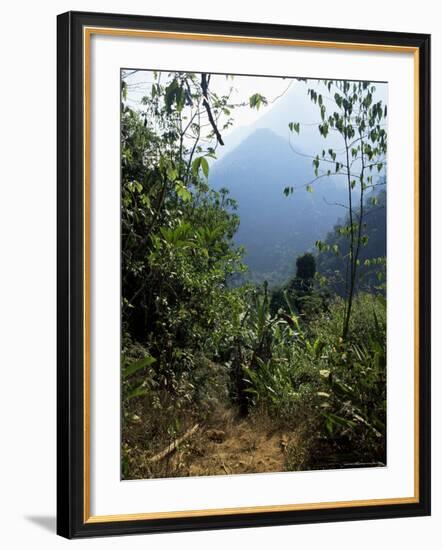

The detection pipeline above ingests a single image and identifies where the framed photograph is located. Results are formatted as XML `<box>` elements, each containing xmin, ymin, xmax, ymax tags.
<box><xmin>57</xmin><ymin>11</ymin><xmax>431</xmax><ymax>538</ymax></box>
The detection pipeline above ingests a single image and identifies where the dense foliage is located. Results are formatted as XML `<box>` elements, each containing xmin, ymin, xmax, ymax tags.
<box><xmin>121</xmin><ymin>72</ymin><xmax>387</xmax><ymax>479</ymax></box>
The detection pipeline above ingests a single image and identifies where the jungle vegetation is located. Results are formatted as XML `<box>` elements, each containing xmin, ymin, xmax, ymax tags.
<box><xmin>121</xmin><ymin>71</ymin><xmax>387</xmax><ymax>479</ymax></box>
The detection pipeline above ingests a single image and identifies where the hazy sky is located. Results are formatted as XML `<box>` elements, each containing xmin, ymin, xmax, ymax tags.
<box><xmin>123</xmin><ymin>69</ymin><xmax>295</xmax><ymax>131</ymax></box>
<box><xmin>122</xmin><ymin>70</ymin><xmax>388</xmax><ymax>163</ymax></box>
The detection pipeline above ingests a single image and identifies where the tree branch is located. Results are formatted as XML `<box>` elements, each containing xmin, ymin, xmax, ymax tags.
<box><xmin>201</xmin><ymin>73</ymin><xmax>224</xmax><ymax>146</ymax></box>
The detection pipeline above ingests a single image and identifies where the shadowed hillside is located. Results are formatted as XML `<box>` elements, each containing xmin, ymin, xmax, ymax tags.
<box><xmin>210</xmin><ymin>128</ymin><xmax>350</xmax><ymax>284</ymax></box>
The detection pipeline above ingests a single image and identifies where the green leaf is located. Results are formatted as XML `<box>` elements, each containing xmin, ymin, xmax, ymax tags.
<box><xmin>306</xmin><ymin>185</ymin><xmax>313</xmax><ymax>193</ymax></box>
<box><xmin>315</xmin><ymin>240</ymin><xmax>324</xmax><ymax>251</ymax></box>
<box><xmin>166</xmin><ymin>165</ymin><xmax>178</xmax><ymax>182</ymax></box>
<box><xmin>164</xmin><ymin>79</ymin><xmax>180</xmax><ymax>113</ymax></box>
<box><xmin>125</xmin><ymin>386</ymin><xmax>150</xmax><ymax>401</ymax></box>
<box><xmin>249</xmin><ymin>93</ymin><xmax>268</xmax><ymax>110</ymax></box>
<box><xmin>176</xmin><ymin>184</ymin><xmax>191</xmax><ymax>202</ymax></box>
<box><xmin>121</xmin><ymin>80</ymin><xmax>127</xmax><ymax>101</ymax></box>
<box><xmin>313</xmin><ymin>156</ymin><xmax>320</xmax><ymax>176</ymax></box>
<box><xmin>319</xmin><ymin>121</ymin><xmax>329</xmax><ymax>136</ymax></box>
<box><xmin>288</xmin><ymin>122</ymin><xmax>300</xmax><ymax>134</ymax></box>
<box><xmin>192</xmin><ymin>156</ymin><xmax>209</xmax><ymax>179</ymax></box>
<box><xmin>334</xmin><ymin>93</ymin><xmax>342</xmax><ymax>108</ymax></box>
<box><xmin>123</xmin><ymin>355</ymin><xmax>156</xmax><ymax>379</ymax></box>
<box><xmin>191</xmin><ymin>157</ymin><xmax>201</xmax><ymax>176</ymax></box>
<box><xmin>200</xmin><ymin>156</ymin><xmax>209</xmax><ymax>178</ymax></box>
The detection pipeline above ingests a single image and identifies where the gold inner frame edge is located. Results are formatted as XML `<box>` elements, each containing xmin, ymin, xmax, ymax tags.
<box><xmin>82</xmin><ymin>26</ymin><xmax>421</xmax><ymax>524</ymax></box>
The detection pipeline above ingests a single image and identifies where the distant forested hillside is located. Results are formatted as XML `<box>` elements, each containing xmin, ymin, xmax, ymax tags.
<box><xmin>209</xmin><ymin>128</ymin><xmax>380</xmax><ymax>286</ymax></box>
<box><xmin>317</xmin><ymin>189</ymin><xmax>386</xmax><ymax>295</ymax></box>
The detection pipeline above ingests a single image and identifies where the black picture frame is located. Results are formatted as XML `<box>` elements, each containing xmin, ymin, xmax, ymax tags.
<box><xmin>57</xmin><ymin>10</ymin><xmax>431</xmax><ymax>539</ymax></box>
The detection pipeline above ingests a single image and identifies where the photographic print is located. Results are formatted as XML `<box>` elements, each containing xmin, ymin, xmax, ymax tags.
<box><xmin>121</xmin><ymin>69</ymin><xmax>388</xmax><ymax>480</ymax></box>
<box><xmin>57</xmin><ymin>12</ymin><xmax>430</xmax><ymax>537</ymax></box>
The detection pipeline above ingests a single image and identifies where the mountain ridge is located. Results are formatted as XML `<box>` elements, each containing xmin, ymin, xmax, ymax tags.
<box><xmin>209</xmin><ymin>127</ymin><xmax>351</xmax><ymax>285</ymax></box>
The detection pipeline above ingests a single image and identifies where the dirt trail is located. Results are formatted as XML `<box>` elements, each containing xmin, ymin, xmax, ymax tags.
<box><xmin>168</xmin><ymin>412</ymin><xmax>295</xmax><ymax>477</ymax></box>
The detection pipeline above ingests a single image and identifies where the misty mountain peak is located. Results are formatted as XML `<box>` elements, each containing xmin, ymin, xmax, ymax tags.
<box><xmin>212</xmin><ymin>127</ymin><xmax>301</xmax><ymax>176</ymax></box>
<box><xmin>208</xmin><ymin>125</ymin><xmax>352</xmax><ymax>284</ymax></box>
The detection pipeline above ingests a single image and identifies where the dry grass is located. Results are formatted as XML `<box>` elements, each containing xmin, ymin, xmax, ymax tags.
<box><xmin>123</xmin><ymin>404</ymin><xmax>311</xmax><ymax>479</ymax></box>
